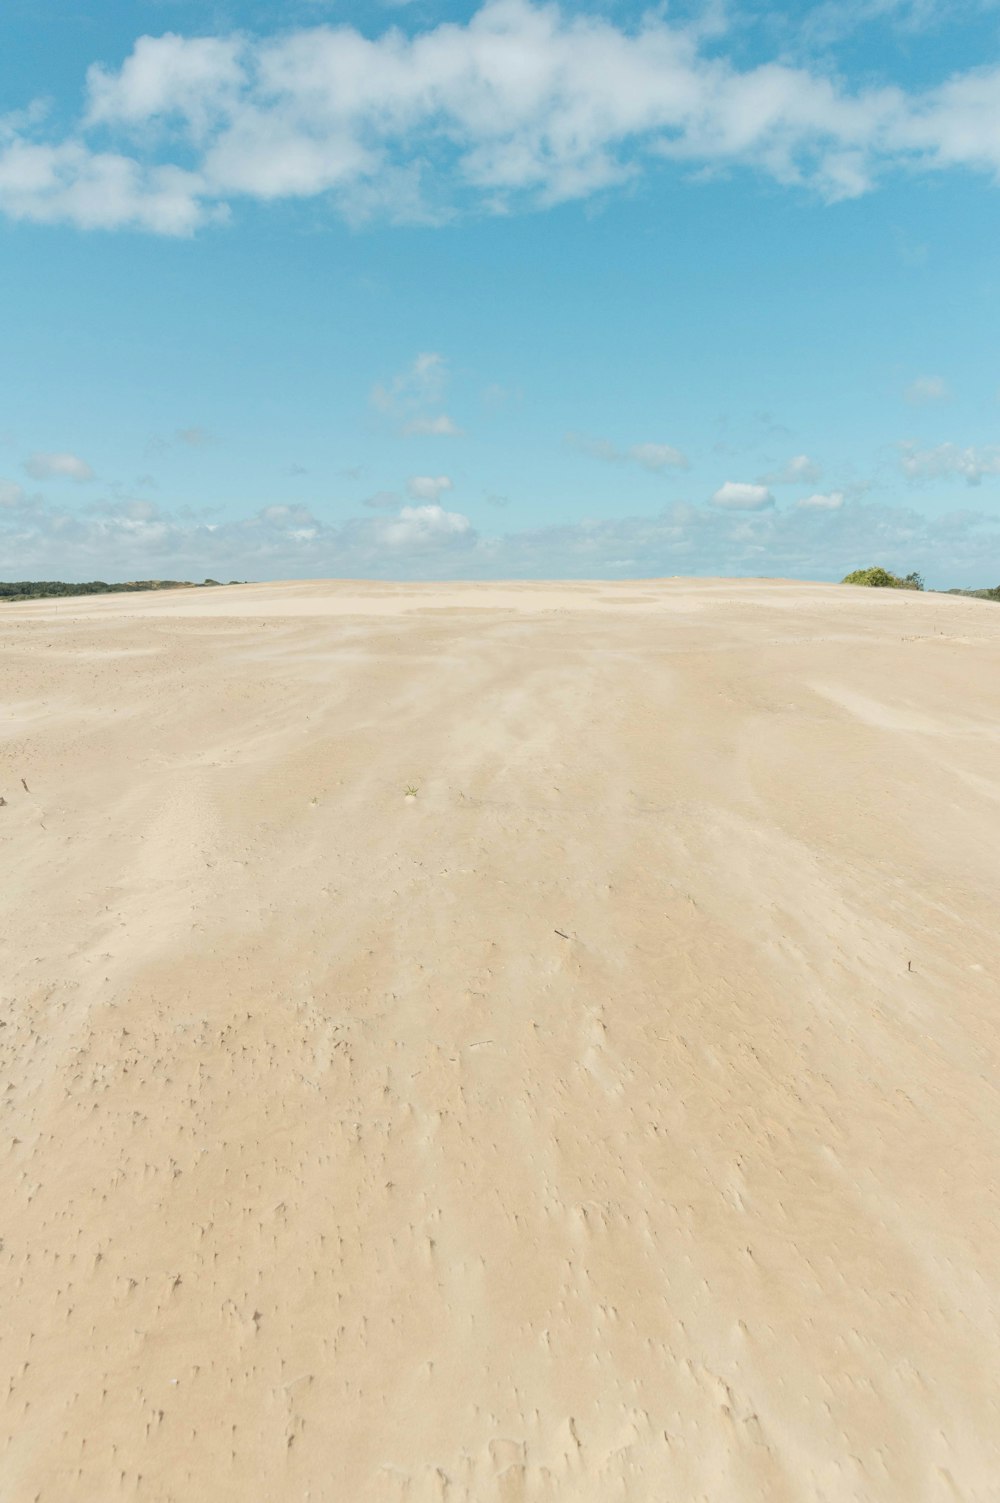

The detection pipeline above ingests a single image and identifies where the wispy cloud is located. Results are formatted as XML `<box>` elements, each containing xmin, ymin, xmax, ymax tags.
<box><xmin>372</xmin><ymin>353</ymin><xmax>462</xmax><ymax>436</ymax></box>
<box><xmin>8</xmin><ymin>3</ymin><xmax>1000</xmax><ymax>233</ymax></box>
<box><xmin>371</xmin><ymin>352</ymin><xmax>445</xmax><ymax>413</ymax></box>
<box><xmin>23</xmin><ymin>451</ymin><xmax>94</xmax><ymax>482</ymax></box>
<box><xmin>904</xmin><ymin>375</ymin><xmax>949</xmax><ymax>404</ymax></box>
<box><xmin>760</xmin><ymin>454</ymin><xmax>821</xmax><ymax>484</ymax></box>
<box><xmin>402</xmin><ymin>414</ymin><xmax>463</xmax><ymax>436</ymax></box>
<box><xmin>796</xmin><ymin>490</ymin><xmax>844</xmax><ymax>509</ymax></box>
<box><xmin>482</xmin><ymin>384</ymin><xmax>522</xmax><ymax>412</ymax></box>
<box><xmin>567</xmin><ymin>433</ymin><xmax>688</xmax><ymax>472</ymax></box>
<box><xmin>146</xmin><ymin>426</ymin><xmax>217</xmax><ymax>457</ymax></box>
<box><xmin>0</xmin><ymin>479</ymin><xmax>35</xmax><ymax>509</ymax></box>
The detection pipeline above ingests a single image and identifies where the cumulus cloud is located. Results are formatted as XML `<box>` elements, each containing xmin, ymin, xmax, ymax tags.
<box><xmin>85</xmin><ymin>35</ymin><xmax>245</xmax><ymax>133</ymax></box>
<box><xmin>761</xmin><ymin>454</ymin><xmax>821</xmax><ymax>484</ymax></box>
<box><xmin>23</xmin><ymin>451</ymin><xmax>95</xmax><ymax>482</ymax></box>
<box><xmin>7</xmin><ymin>3</ymin><xmax>1000</xmax><ymax>233</ymax></box>
<box><xmin>0</xmin><ymin>136</ymin><xmax>209</xmax><ymax>234</ymax></box>
<box><xmin>710</xmin><ymin>480</ymin><xmax>774</xmax><ymax>510</ymax></box>
<box><xmin>407</xmin><ymin>475</ymin><xmax>454</xmax><ymax>502</ymax></box>
<box><xmin>900</xmin><ymin>441</ymin><xmax>1000</xmax><ymax>485</ymax></box>
<box><xmin>378</xmin><ymin>504</ymin><xmax>473</xmax><ymax>548</ymax></box>
<box><xmin>3</xmin><ymin>487</ymin><xmax>999</xmax><ymax>585</ymax></box>
<box><xmin>567</xmin><ymin>433</ymin><xmax>688</xmax><ymax>471</ymax></box>
<box><xmin>796</xmin><ymin>490</ymin><xmax>844</xmax><ymax>509</ymax></box>
<box><xmin>257</xmin><ymin>503</ymin><xmax>319</xmax><ymax>540</ymax></box>
<box><xmin>905</xmin><ymin>375</ymin><xmax>949</xmax><ymax>403</ymax></box>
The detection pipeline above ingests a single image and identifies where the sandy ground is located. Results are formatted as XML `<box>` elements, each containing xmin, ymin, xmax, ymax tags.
<box><xmin>2</xmin><ymin>576</ymin><xmax>1000</xmax><ymax>1503</ymax></box>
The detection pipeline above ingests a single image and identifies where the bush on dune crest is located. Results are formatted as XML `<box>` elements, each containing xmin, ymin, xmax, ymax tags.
<box><xmin>841</xmin><ymin>567</ymin><xmax>924</xmax><ymax>589</ymax></box>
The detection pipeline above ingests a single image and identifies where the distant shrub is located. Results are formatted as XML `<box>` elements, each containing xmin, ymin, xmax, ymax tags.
<box><xmin>947</xmin><ymin>585</ymin><xmax>1000</xmax><ymax>601</ymax></box>
<box><xmin>841</xmin><ymin>567</ymin><xmax>923</xmax><ymax>590</ymax></box>
<box><xmin>1</xmin><ymin>579</ymin><xmax>193</xmax><ymax>601</ymax></box>
<box><xmin>0</xmin><ymin>578</ymin><xmax>237</xmax><ymax>602</ymax></box>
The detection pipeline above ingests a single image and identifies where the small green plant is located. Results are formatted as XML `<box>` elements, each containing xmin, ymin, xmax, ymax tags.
<box><xmin>404</xmin><ymin>784</ymin><xmax>419</xmax><ymax>798</ymax></box>
<box><xmin>841</xmin><ymin>566</ymin><xmax>923</xmax><ymax>590</ymax></box>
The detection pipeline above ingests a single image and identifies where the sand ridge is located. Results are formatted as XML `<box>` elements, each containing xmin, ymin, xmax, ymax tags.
<box><xmin>2</xmin><ymin>578</ymin><xmax>1000</xmax><ymax>1501</ymax></box>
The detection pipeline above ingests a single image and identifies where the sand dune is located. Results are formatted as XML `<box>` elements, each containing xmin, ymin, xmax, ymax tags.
<box><xmin>2</xmin><ymin>577</ymin><xmax>1000</xmax><ymax>1502</ymax></box>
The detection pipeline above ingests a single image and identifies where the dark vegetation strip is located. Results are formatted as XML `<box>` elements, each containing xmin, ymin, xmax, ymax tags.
<box><xmin>0</xmin><ymin>579</ymin><xmax>241</xmax><ymax>601</ymax></box>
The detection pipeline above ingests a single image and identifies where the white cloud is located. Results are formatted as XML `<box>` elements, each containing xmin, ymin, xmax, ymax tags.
<box><xmin>23</xmin><ymin>451</ymin><xmax>95</xmax><ymax>482</ymax></box>
<box><xmin>407</xmin><ymin>475</ymin><xmax>454</xmax><ymax>502</ymax></box>
<box><xmin>761</xmin><ymin>453</ymin><xmax>822</xmax><ymax>484</ymax></box>
<box><xmin>710</xmin><ymin>480</ymin><xmax>774</xmax><ymax>510</ymax></box>
<box><xmin>85</xmin><ymin>35</ymin><xmax>245</xmax><ymax>134</ymax></box>
<box><xmin>567</xmin><ymin>433</ymin><xmax>688</xmax><ymax>471</ymax></box>
<box><xmin>379</xmin><ymin>504</ymin><xmax>473</xmax><ymax>547</ymax></box>
<box><xmin>904</xmin><ymin>375</ymin><xmax>949</xmax><ymax>403</ymax></box>
<box><xmin>383</xmin><ymin>508</ymin><xmax>475</xmax><ymax>550</ymax></box>
<box><xmin>900</xmin><ymin>441</ymin><xmax>1000</xmax><ymax>485</ymax></box>
<box><xmin>796</xmin><ymin>490</ymin><xmax>844</xmax><ymax>509</ymax></box>
<box><xmin>258</xmin><ymin>503</ymin><xmax>318</xmax><ymax>530</ymax></box>
<box><xmin>3</xmin><ymin>487</ymin><xmax>999</xmax><ymax>585</ymax></box>
<box><xmin>0</xmin><ymin>138</ymin><xmax>209</xmax><ymax>234</ymax></box>
<box><xmin>8</xmin><ymin>3</ymin><xmax>1000</xmax><ymax>233</ymax></box>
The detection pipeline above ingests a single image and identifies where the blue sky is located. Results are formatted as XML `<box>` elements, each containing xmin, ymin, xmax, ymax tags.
<box><xmin>2</xmin><ymin>0</ymin><xmax>1000</xmax><ymax>583</ymax></box>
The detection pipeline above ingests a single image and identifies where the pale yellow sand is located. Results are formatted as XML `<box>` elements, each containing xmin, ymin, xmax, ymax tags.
<box><xmin>2</xmin><ymin>577</ymin><xmax>1000</xmax><ymax>1502</ymax></box>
